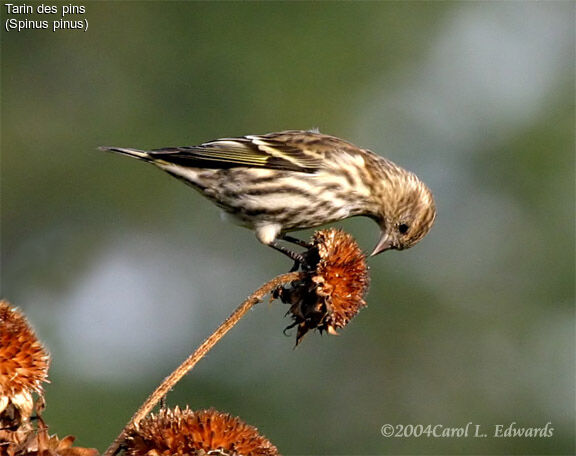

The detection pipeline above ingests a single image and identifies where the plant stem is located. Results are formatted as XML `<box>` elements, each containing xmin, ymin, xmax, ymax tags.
<box><xmin>103</xmin><ymin>271</ymin><xmax>303</xmax><ymax>456</ymax></box>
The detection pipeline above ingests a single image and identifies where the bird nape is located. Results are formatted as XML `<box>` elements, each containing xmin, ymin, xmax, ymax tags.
<box><xmin>100</xmin><ymin>129</ymin><xmax>436</xmax><ymax>264</ymax></box>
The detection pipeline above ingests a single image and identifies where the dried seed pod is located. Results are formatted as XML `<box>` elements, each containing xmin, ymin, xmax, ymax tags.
<box><xmin>276</xmin><ymin>229</ymin><xmax>370</xmax><ymax>344</ymax></box>
<box><xmin>0</xmin><ymin>300</ymin><xmax>50</xmax><ymax>429</ymax></box>
<box><xmin>124</xmin><ymin>407</ymin><xmax>279</xmax><ymax>456</ymax></box>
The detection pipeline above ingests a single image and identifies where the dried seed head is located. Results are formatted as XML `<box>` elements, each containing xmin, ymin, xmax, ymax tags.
<box><xmin>0</xmin><ymin>300</ymin><xmax>50</xmax><ymax>428</ymax></box>
<box><xmin>8</xmin><ymin>428</ymin><xmax>100</xmax><ymax>456</ymax></box>
<box><xmin>276</xmin><ymin>229</ymin><xmax>370</xmax><ymax>344</ymax></box>
<box><xmin>124</xmin><ymin>407</ymin><xmax>279</xmax><ymax>456</ymax></box>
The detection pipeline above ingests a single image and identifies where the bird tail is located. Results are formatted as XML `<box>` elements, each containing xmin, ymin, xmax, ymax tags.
<box><xmin>99</xmin><ymin>146</ymin><xmax>152</xmax><ymax>161</ymax></box>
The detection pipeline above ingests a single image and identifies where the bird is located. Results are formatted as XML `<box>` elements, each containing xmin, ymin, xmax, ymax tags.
<box><xmin>100</xmin><ymin>130</ymin><xmax>436</xmax><ymax>261</ymax></box>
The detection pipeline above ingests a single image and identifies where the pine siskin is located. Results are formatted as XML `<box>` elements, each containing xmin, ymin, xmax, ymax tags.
<box><xmin>101</xmin><ymin>130</ymin><xmax>436</xmax><ymax>258</ymax></box>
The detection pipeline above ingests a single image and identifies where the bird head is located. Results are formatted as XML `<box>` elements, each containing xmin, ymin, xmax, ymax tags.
<box><xmin>371</xmin><ymin>175</ymin><xmax>436</xmax><ymax>256</ymax></box>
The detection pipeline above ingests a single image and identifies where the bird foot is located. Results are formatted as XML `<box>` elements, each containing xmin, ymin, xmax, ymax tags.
<box><xmin>281</xmin><ymin>235</ymin><xmax>313</xmax><ymax>249</ymax></box>
<box><xmin>269</xmin><ymin>240</ymin><xmax>307</xmax><ymax>268</ymax></box>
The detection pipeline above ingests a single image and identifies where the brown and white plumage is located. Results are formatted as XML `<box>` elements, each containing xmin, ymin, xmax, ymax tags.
<box><xmin>101</xmin><ymin>130</ymin><xmax>436</xmax><ymax>255</ymax></box>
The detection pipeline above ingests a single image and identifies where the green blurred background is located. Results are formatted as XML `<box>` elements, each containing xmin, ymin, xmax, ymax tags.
<box><xmin>2</xmin><ymin>1</ymin><xmax>574</xmax><ymax>454</ymax></box>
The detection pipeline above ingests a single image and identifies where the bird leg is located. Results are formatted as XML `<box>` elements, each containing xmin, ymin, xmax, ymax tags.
<box><xmin>269</xmin><ymin>240</ymin><xmax>306</xmax><ymax>270</ymax></box>
<box><xmin>281</xmin><ymin>234</ymin><xmax>313</xmax><ymax>249</ymax></box>
<box><xmin>282</xmin><ymin>234</ymin><xmax>320</xmax><ymax>271</ymax></box>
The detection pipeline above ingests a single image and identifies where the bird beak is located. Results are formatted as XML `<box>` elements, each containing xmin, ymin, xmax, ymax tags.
<box><xmin>370</xmin><ymin>232</ymin><xmax>395</xmax><ymax>256</ymax></box>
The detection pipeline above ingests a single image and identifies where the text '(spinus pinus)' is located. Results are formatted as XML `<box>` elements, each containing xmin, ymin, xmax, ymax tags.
<box><xmin>101</xmin><ymin>130</ymin><xmax>436</xmax><ymax>257</ymax></box>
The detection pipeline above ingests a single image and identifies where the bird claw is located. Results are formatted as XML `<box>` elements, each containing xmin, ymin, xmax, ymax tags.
<box><xmin>289</xmin><ymin>260</ymin><xmax>300</xmax><ymax>272</ymax></box>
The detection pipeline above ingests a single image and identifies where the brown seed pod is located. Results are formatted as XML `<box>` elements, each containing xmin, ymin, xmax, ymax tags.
<box><xmin>275</xmin><ymin>229</ymin><xmax>370</xmax><ymax>344</ymax></box>
<box><xmin>123</xmin><ymin>407</ymin><xmax>279</xmax><ymax>456</ymax></box>
<box><xmin>0</xmin><ymin>300</ymin><xmax>50</xmax><ymax>429</ymax></box>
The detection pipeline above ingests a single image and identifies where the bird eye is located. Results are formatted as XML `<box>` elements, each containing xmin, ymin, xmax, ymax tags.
<box><xmin>398</xmin><ymin>223</ymin><xmax>410</xmax><ymax>234</ymax></box>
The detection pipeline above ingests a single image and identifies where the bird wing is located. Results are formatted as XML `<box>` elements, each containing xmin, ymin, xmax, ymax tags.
<box><xmin>148</xmin><ymin>133</ymin><xmax>323</xmax><ymax>173</ymax></box>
